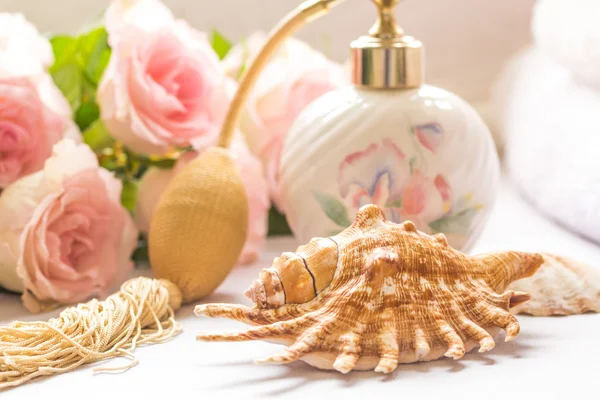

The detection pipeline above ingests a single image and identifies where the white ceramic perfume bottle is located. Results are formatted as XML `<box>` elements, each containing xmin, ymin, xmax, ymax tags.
<box><xmin>279</xmin><ymin>0</ymin><xmax>500</xmax><ymax>251</ymax></box>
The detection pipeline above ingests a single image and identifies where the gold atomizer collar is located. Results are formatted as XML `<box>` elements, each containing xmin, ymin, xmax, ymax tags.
<box><xmin>351</xmin><ymin>0</ymin><xmax>424</xmax><ymax>89</ymax></box>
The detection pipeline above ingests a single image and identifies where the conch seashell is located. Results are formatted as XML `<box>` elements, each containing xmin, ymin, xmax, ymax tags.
<box><xmin>509</xmin><ymin>254</ymin><xmax>600</xmax><ymax>316</ymax></box>
<box><xmin>195</xmin><ymin>205</ymin><xmax>544</xmax><ymax>373</ymax></box>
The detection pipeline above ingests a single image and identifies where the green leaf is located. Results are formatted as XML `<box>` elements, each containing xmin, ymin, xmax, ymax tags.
<box><xmin>50</xmin><ymin>62</ymin><xmax>83</xmax><ymax>111</ymax></box>
<box><xmin>454</xmin><ymin>194</ymin><xmax>476</xmax><ymax>211</ymax></box>
<box><xmin>75</xmin><ymin>102</ymin><xmax>100</xmax><ymax>131</ymax></box>
<box><xmin>132</xmin><ymin>245</ymin><xmax>150</xmax><ymax>266</ymax></box>
<box><xmin>132</xmin><ymin>234</ymin><xmax>150</xmax><ymax>266</ymax></box>
<box><xmin>74</xmin><ymin>80</ymin><xmax>100</xmax><ymax>131</ymax></box>
<box><xmin>409</xmin><ymin>156</ymin><xmax>417</xmax><ymax>173</ymax></box>
<box><xmin>211</xmin><ymin>29</ymin><xmax>233</xmax><ymax>60</ymax></box>
<box><xmin>152</xmin><ymin>159</ymin><xmax>177</xmax><ymax>169</ymax></box>
<box><xmin>428</xmin><ymin>208</ymin><xmax>479</xmax><ymax>235</ymax></box>
<box><xmin>313</xmin><ymin>191</ymin><xmax>351</xmax><ymax>228</ymax></box>
<box><xmin>385</xmin><ymin>199</ymin><xmax>403</xmax><ymax>208</ymax></box>
<box><xmin>135</xmin><ymin>155</ymin><xmax>178</xmax><ymax>170</ymax></box>
<box><xmin>121</xmin><ymin>179</ymin><xmax>139</xmax><ymax>213</ymax></box>
<box><xmin>268</xmin><ymin>206</ymin><xmax>292</xmax><ymax>236</ymax></box>
<box><xmin>83</xmin><ymin>120</ymin><xmax>114</xmax><ymax>150</ymax></box>
<box><xmin>49</xmin><ymin>29</ymin><xmax>110</xmax><ymax>115</ymax></box>
<box><xmin>50</xmin><ymin>35</ymin><xmax>78</xmax><ymax>70</ymax></box>
<box><xmin>236</xmin><ymin>38</ymin><xmax>248</xmax><ymax>79</ymax></box>
<box><xmin>76</xmin><ymin>27</ymin><xmax>111</xmax><ymax>84</ymax></box>
<box><xmin>75</xmin><ymin>101</ymin><xmax>100</xmax><ymax>131</ymax></box>
<box><xmin>237</xmin><ymin>63</ymin><xmax>246</xmax><ymax>80</ymax></box>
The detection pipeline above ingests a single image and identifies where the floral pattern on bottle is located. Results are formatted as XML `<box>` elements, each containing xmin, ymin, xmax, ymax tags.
<box><xmin>313</xmin><ymin>124</ymin><xmax>484</xmax><ymax>240</ymax></box>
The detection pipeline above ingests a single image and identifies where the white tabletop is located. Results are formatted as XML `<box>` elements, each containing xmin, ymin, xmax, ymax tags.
<box><xmin>2</xmin><ymin>180</ymin><xmax>600</xmax><ymax>399</ymax></box>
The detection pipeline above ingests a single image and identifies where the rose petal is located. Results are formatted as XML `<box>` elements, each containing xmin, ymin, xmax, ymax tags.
<box><xmin>8</xmin><ymin>139</ymin><xmax>138</xmax><ymax>307</ymax></box>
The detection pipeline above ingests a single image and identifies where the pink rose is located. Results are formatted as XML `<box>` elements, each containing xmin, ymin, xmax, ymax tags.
<box><xmin>0</xmin><ymin>140</ymin><xmax>138</xmax><ymax>312</ymax></box>
<box><xmin>135</xmin><ymin>134</ymin><xmax>269</xmax><ymax>264</ymax></box>
<box><xmin>98</xmin><ymin>1</ymin><xmax>234</xmax><ymax>155</ymax></box>
<box><xmin>0</xmin><ymin>13</ymin><xmax>53</xmax><ymax>76</ymax></box>
<box><xmin>104</xmin><ymin>0</ymin><xmax>175</xmax><ymax>43</ymax></box>
<box><xmin>0</xmin><ymin>76</ymin><xmax>80</xmax><ymax>188</ymax></box>
<box><xmin>0</xmin><ymin>13</ymin><xmax>81</xmax><ymax>188</ymax></box>
<box><xmin>226</xmin><ymin>32</ymin><xmax>346</xmax><ymax>211</ymax></box>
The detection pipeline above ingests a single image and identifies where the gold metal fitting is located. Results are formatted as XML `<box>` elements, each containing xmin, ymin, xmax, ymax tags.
<box><xmin>351</xmin><ymin>0</ymin><xmax>424</xmax><ymax>89</ymax></box>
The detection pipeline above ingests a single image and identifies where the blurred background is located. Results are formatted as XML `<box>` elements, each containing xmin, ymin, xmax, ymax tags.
<box><xmin>7</xmin><ymin>1</ymin><xmax>598</xmax><ymax>246</ymax></box>
<box><xmin>0</xmin><ymin>0</ymin><xmax>536</xmax><ymax>108</ymax></box>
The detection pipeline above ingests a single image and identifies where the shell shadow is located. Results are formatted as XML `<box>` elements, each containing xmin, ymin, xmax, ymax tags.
<box><xmin>201</xmin><ymin>332</ymin><xmax>542</xmax><ymax>396</ymax></box>
<box><xmin>380</xmin><ymin>333</ymin><xmax>542</xmax><ymax>382</ymax></box>
<box><xmin>205</xmin><ymin>362</ymin><xmax>376</xmax><ymax>397</ymax></box>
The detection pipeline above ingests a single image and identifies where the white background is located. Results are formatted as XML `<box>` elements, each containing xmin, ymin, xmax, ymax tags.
<box><xmin>2</xmin><ymin>180</ymin><xmax>600</xmax><ymax>399</ymax></box>
<box><xmin>3</xmin><ymin>2</ymin><xmax>594</xmax><ymax>398</ymax></box>
<box><xmin>0</xmin><ymin>0</ymin><xmax>535</xmax><ymax>104</ymax></box>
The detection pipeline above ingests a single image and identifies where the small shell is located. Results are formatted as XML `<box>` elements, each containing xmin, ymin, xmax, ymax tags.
<box><xmin>509</xmin><ymin>253</ymin><xmax>600</xmax><ymax>316</ymax></box>
<box><xmin>244</xmin><ymin>236</ymin><xmax>338</xmax><ymax>308</ymax></box>
<box><xmin>195</xmin><ymin>205</ymin><xmax>544</xmax><ymax>373</ymax></box>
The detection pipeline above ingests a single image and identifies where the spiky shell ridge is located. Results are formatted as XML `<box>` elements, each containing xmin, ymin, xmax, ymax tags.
<box><xmin>245</xmin><ymin>206</ymin><xmax>445</xmax><ymax>309</ymax></box>
<box><xmin>195</xmin><ymin>205</ymin><xmax>544</xmax><ymax>373</ymax></box>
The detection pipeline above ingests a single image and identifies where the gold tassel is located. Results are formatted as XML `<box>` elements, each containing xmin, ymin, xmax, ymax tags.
<box><xmin>0</xmin><ymin>277</ymin><xmax>182</xmax><ymax>389</ymax></box>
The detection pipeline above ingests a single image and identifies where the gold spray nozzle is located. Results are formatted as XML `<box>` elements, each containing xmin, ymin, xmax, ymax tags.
<box><xmin>369</xmin><ymin>0</ymin><xmax>404</xmax><ymax>39</ymax></box>
<box><xmin>350</xmin><ymin>0</ymin><xmax>424</xmax><ymax>89</ymax></box>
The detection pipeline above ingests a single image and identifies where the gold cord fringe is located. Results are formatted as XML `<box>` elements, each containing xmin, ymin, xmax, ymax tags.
<box><xmin>0</xmin><ymin>277</ymin><xmax>183</xmax><ymax>389</ymax></box>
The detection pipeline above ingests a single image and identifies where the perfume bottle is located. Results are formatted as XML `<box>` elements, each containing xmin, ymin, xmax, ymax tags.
<box><xmin>279</xmin><ymin>0</ymin><xmax>500</xmax><ymax>251</ymax></box>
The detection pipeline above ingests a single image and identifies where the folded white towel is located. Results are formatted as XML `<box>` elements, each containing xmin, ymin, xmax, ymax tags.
<box><xmin>492</xmin><ymin>48</ymin><xmax>600</xmax><ymax>244</ymax></box>
<box><xmin>533</xmin><ymin>0</ymin><xmax>600</xmax><ymax>88</ymax></box>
